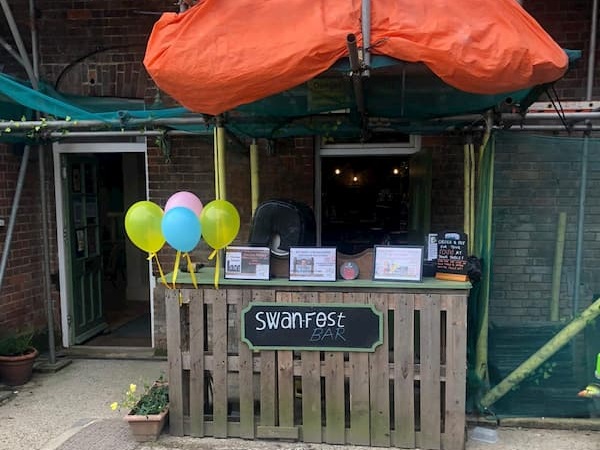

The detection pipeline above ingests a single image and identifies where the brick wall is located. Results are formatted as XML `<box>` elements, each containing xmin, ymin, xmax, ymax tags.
<box><xmin>147</xmin><ymin>135</ymin><xmax>315</xmax><ymax>273</ymax></box>
<box><xmin>428</xmin><ymin>136</ymin><xmax>465</xmax><ymax>234</ymax></box>
<box><xmin>0</xmin><ymin>145</ymin><xmax>57</xmax><ymax>334</ymax></box>
<box><xmin>37</xmin><ymin>0</ymin><xmax>166</xmax><ymax>98</ymax></box>
<box><xmin>0</xmin><ymin>0</ymin><xmax>598</xmax><ymax>338</ymax></box>
<box><xmin>491</xmin><ymin>132</ymin><xmax>600</xmax><ymax>324</ymax></box>
<box><xmin>1</xmin><ymin>0</ymin><xmax>596</xmax><ymax>101</ymax></box>
<box><xmin>524</xmin><ymin>0</ymin><xmax>598</xmax><ymax>100</ymax></box>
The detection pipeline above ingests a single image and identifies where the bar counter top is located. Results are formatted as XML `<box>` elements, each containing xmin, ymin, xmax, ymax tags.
<box><xmin>165</xmin><ymin>267</ymin><xmax>471</xmax><ymax>290</ymax></box>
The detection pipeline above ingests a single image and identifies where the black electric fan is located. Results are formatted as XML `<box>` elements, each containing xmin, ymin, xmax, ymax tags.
<box><xmin>248</xmin><ymin>199</ymin><xmax>316</xmax><ymax>255</ymax></box>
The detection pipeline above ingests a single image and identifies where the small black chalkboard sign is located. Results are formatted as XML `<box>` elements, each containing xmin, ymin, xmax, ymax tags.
<box><xmin>435</xmin><ymin>231</ymin><xmax>468</xmax><ymax>281</ymax></box>
<box><xmin>241</xmin><ymin>302</ymin><xmax>383</xmax><ymax>352</ymax></box>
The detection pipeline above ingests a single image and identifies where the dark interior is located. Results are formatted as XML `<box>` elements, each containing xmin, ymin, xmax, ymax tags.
<box><xmin>321</xmin><ymin>156</ymin><xmax>410</xmax><ymax>255</ymax></box>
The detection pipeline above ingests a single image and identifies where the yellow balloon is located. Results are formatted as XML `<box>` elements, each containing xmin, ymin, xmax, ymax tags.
<box><xmin>124</xmin><ymin>201</ymin><xmax>165</xmax><ymax>253</ymax></box>
<box><xmin>200</xmin><ymin>200</ymin><xmax>240</xmax><ymax>250</ymax></box>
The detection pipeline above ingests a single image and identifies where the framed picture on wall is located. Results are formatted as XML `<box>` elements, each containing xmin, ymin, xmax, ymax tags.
<box><xmin>373</xmin><ymin>245</ymin><xmax>423</xmax><ymax>282</ymax></box>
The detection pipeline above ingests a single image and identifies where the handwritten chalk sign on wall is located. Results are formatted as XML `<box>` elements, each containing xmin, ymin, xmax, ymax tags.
<box><xmin>435</xmin><ymin>231</ymin><xmax>468</xmax><ymax>281</ymax></box>
<box><xmin>241</xmin><ymin>302</ymin><xmax>383</xmax><ymax>352</ymax></box>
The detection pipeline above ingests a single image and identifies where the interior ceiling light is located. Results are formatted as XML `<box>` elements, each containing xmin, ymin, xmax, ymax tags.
<box><xmin>334</xmin><ymin>168</ymin><xmax>341</xmax><ymax>175</ymax></box>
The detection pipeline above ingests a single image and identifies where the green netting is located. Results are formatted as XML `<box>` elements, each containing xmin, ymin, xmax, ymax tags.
<box><xmin>469</xmin><ymin>131</ymin><xmax>600</xmax><ymax>419</ymax></box>
<box><xmin>0</xmin><ymin>51</ymin><xmax>581</xmax><ymax>142</ymax></box>
<box><xmin>0</xmin><ymin>73</ymin><xmax>194</xmax><ymax>121</ymax></box>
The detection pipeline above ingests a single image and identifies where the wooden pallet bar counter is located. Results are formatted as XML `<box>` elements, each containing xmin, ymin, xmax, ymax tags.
<box><xmin>162</xmin><ymin>268</ymin><xmax>470</xmax><ymax>450</ymax></box>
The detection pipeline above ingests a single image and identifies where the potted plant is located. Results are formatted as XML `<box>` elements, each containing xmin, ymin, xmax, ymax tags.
<box><xmin>111</xmin><ymin>378</ymin><xmax>169</xmax><ymax>442</ymax></box>
<box><xmin>0</xmin><ymin>332</ymin><xmax>38</xmax><ymax>386</ymax></box>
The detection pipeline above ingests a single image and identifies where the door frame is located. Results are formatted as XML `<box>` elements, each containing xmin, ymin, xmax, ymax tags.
<box><xmin>53</xmin><ymin>140</ymin><xmax>151</xmax><ymax>348</ymax></box>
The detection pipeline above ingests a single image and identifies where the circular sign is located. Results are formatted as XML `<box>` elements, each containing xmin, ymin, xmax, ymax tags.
<box><xmin>340</xmin><ymin>261</ymin><xmax>359</xmax><ymax>280</ymax></box>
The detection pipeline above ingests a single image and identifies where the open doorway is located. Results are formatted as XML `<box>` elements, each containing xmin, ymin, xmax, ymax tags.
<box><xmin>53</xmin><ymin>141</ymin><xmax>152</xmax><ymax>348</ymax></box>
<box><xmin>321</xmin><ymin>156</ymin><xmax>410</xmax><ymax>254</ymax></box>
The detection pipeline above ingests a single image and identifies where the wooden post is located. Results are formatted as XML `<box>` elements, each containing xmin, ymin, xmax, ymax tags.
<box><xmin>297</xmin><ymin>291</ymin><xmax>322</xmax><ymax>443</ymax></box>
<box><xmin>368</xmin><ymin>293</ymin><xmax>390</xmax><ymax>447</ymax></box>
<box><xmin>189</xmin><ymin>289</ymin><xmax>205</xmax><ymax>437</ymax></box>
<box><xmin>444</xmin><ymin>295</ymin><xmax>467</xmax><ymax>450</ymax></box>
<box><xmin>322</xmin><ymin>291</ymin><xmax>345</xmax><ymax>444</ymax></box>
<box><xmin>238</xmin><ymin>289</ymin><xmax>255</xmax><ymax>438</ymax></box>
<box><xmin>258</xmin><ymin>290</ymin><xmax>277</xmax><ymax>427</ymax></box>
<box><xmin>211</xmin><ymin>289</ymin><xmax>228</xmax><ymax>437</ymax></box>
<box><xmin>419</xmin><ymin>293</ymin><xmax>441</xmax><ymax>450</ymax></box>
<box><xmin>393</xmin><ymin>293</ymin><xmax>416</xmax><ymax>448</ymax></box>
<box><xmin>348</xmin><ymin>292</ymin><xmax>371</xmax><ymax>445</ymax></box>
<box><xmin>277</xmin><ymin>292</ymin><xmax>294</xmax><ymax>429</ymax></box>
<box><xmin>165</xmin><ymin>289</ymin><xmax>184</xmax><ymax>436</ymax></box>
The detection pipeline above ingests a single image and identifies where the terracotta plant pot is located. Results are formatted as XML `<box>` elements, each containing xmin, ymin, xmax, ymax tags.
<box><xmin>123</xmin><ymin>407</ymin><xmax>169</xmax><ymax>442</ymax></box>
<box><xmin>0</xmin><ymin>347</ymin><xmax>38</xmax><ymax>386</ymax></box>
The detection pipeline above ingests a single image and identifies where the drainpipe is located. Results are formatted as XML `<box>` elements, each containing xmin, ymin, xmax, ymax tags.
<box><xmin>573</xmin><ymin>0</ymin><xmax>598</xmax><ymax>314</ymax></box>
<box><xmin>346</xmin><ymin>34</ymin><xmax>365</xmax><ymax>114</ymax></box>
<box><xmin>347</xmin><ymin>33</ymin><xmax>368</xmax><ymax>138</ymax></box>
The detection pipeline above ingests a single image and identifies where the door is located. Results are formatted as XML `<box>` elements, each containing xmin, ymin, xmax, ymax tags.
<box><xmin>63</xmin><ymin>154</ymin><xmax>107</xmax><ymax>343</ymax></box>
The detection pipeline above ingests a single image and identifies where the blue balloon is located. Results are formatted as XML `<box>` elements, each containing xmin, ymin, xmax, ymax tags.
<box><xmin>161</xmin><ymin>206</ymin><xmax>201</xmax><ymax>252</ymax></box>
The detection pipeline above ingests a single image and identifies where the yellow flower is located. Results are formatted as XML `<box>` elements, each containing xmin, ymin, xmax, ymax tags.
<box><xmin>110</xmin><ymin>376</ymin><xmax>167</xmax><ymax>414</ymax></box>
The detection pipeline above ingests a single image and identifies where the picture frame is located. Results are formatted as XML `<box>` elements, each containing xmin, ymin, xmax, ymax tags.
<box><xmin>373</xmin><ymin>245</ymin><xmax>423</xmax><ymax>282</ymax></box>
<box><xmin>224</xmin><ymin>246</ymin><xmax>270</xmax><ymax>280</ymax></box>
<box><xmin>289</xmin><ymin>247</ymin><xmax>337</xmax><ymax>281</ymax></box>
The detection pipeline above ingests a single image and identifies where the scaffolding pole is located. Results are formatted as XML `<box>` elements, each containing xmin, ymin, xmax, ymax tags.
<box><xmin>0</xmin><ymin>146</ymin><xmax>30</xmax><ymax>290</ymax></box>
<box><xmin>361</xmin><ymin>0</ymin><xmax>371</xmax><ymax>76</ymax></box>
<box><xmin>5</xmin><ymin>110</ymin><xmax>600</xmax><ymax>135</ymax></box>
<box><xmin>250</xmin><ymin>139</ymin><xmax>260</xmax><ymax>216</ymax></box>
<box><xmin>573</xmin><ymin>0</ymin><xmax>598</xmax><ymax>314</ymax></box>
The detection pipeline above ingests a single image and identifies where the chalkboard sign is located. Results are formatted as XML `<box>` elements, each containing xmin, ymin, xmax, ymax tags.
<box><xmin>241</xmin><ymin>302</ymin><xmax>383</xmax><ymax>352</ymax></box>
<box><xmin>435</xmin><ymin>231</ymin><xmax>468</xmax><ymax>281</ymax></box>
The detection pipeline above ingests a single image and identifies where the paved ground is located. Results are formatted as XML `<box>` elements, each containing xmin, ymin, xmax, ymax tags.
<box><xmin>0</xmin><ymin>358</ymin><xmax>598</xmax><ymax>450</ymax></box>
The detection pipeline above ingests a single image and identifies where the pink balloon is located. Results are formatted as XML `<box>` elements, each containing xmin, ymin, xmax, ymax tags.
<box><xmin>164</xmin><ymin>191</ymin><xmax>203</xmax><ymax>217</ymax></box>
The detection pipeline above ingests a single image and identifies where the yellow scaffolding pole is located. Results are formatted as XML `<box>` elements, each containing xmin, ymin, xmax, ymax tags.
<box><xmin>250</xmin><ymin>139</ymin><xmax>260</xmax><ymax>216</ymax></box>
<box><xmin>480</xmin><ymin>296</ymin><xmax>600</xmax><ymax>409</ymax></box>
<box><xmin>216</xmin><ymin>124</ymin><xmax>227</xmax><ymax>200</ymax></box>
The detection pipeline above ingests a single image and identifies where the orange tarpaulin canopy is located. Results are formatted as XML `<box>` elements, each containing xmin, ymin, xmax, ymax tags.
<box><xmin>144</xmin><ymin>0</ymin><xmax>568</xmax><ymax>116</ymax></box>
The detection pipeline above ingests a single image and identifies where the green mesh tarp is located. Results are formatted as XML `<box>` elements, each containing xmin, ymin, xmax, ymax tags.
<box><xmin>0</xmin><ymin>51</ymin><xmax>581</xmax><ymax>142</ymax></box>
<box><xmin>0</xmin><ymin>73</ymin><xmax>193</xmax><ymax>122</ymax></box>
<box><xmin>469</xmin><ymin>132</ymin><xmax>600</xmax><ymax>419</ymax></box>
